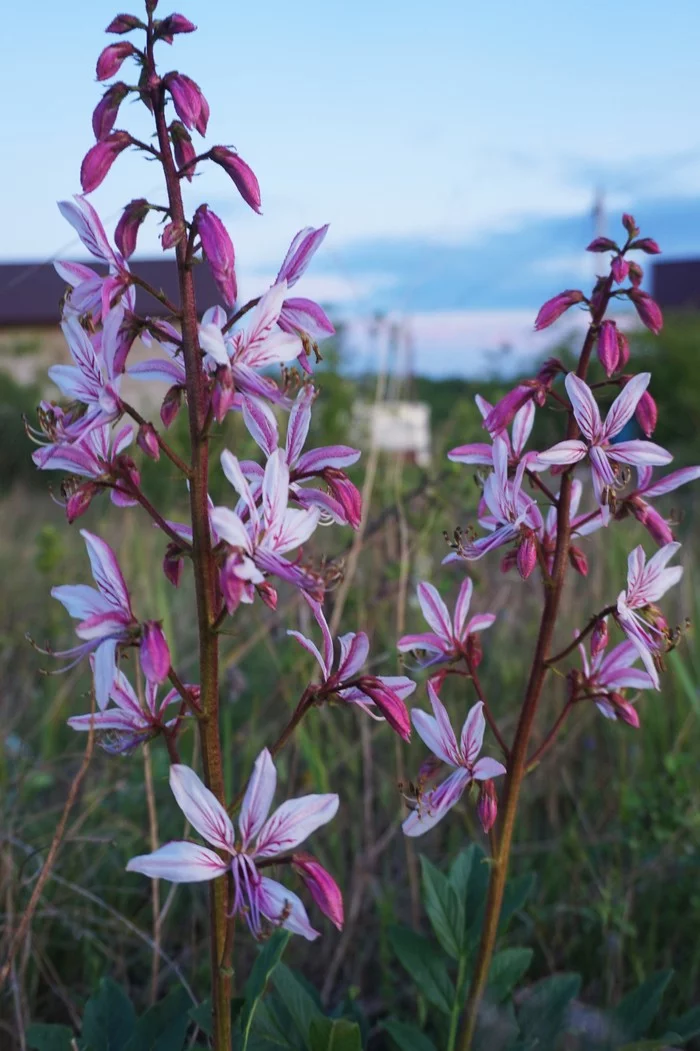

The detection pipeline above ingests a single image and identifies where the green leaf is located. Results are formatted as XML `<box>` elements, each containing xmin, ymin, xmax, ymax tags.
<box><xmin>124</xmin><ymin>987</ymin><xmax>191</xmax><ymax>1051</ymax></box>
<box><xmin>271</xmin><ymin>964</ymin><xmax>324</xmax><ymax>1046</ymax></box>
<box><xmin>517</xmin><ymin>972</ymin><xmax>581</xmax><ymax>1047</ymax></box>
<box><xmin>610</xmin><ymin>971</ymin><xmax>673</xmax><ymax>1042</ymax></box>
<box><xmin>388</xmin><ymin>926</ymin><xmax>455</xmax><ymax>1016</ymax></box>
<box><xmin>381</xmin><ymin>1018</ymin><xmax>437</xmax><ymax>1051</ymax></box>
<box><xmin>487</xmin><ymin>948</ymin><xmax>533</xmax><ymax>1004</ymax></box>
<box><xmin>240</xmin><ymin>930</ymin><xmax>291</xmax><ymax>1050</ymax></box>
<box><xmin>82</xmin><ymin>978</ymin><xmax>136</xmax><ymax>1051</ymax></box>
<box><xmin>618</xmin><ymin>1040</ymin><xmax>682</xmax><ymax>1051</ymax></box>
<box><xmin>420</xmin><ymin>855</ymin><xmax>463</xmax><ymax>960</ymax></box>
<box><xmin>26</xmin><ymin>1025</ymin><xmax>74</xmax><ymax>1051</ymax></box>
<box><xmin>309</xmin><ymin>1017</ymin><xmax>362</xmax><ymax>1051</ymax></box>
<box><xmin>666</xmin><ymin>1004</ymin><xmax>700</xmax><ymax>1042</ymax></box>
<box><xmin>245</xmin><ymin>999</ymin><xmax>298</xmax><ymax>1049</ymax></box>
<box><xmin>448</xmin><ymin>845</ymin><xmax>477</xmax><ymax>901</ymax></box>
<box><xmin>449</xmin><ymin>845</ymin><xmax>490</xmax><ymax>954</ymax></box>
<box><xmin>498</xmin><ymin>873</ymin><xmax>536</xmax><ymax>935</ymax></box>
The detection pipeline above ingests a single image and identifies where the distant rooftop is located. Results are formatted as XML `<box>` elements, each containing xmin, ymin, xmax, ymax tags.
<box><xmin>0</xmin><ymin>260</ymin><xmax>221</xmax><ymax>326</ymax></box>
<box><xmin>652</xmin><ymin>259</ymin><xmax>700</xmax><ymax>311</ymax></box>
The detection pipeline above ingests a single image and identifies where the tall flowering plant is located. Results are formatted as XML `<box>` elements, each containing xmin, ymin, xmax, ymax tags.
<box><xmin>27</xmin><ymin>6</ymin><xmax>414</xmax><ymax>1047</ymax></box>
<box><xmin>397</xmin><ymin>215</ymin><xmax>698</xmax><ymax>1049</ymax></box>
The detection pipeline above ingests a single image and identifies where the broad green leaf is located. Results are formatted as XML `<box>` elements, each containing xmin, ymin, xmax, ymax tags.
<box><xmin>26</xmin><ymin>1025</ymin><xmax>74</xmax><ymax>1051</ymax></box>
<box><xmin>382</xmin><ymin>1018</ymin><xmax>437</xmax><ymax>1051</ymax></box>
<box><xmin>388</xmin><ymin>926</ymin><xmax>455</xmax><ymax>1016</ymax></box>
<box><xmin>240</xmin><ymin>930</ymin><xmax>291</xmax><ymax>1050</ymax></box>
<box><xmin>82</xmin><ymin>978</ymin><xmax>136</xmax><ymax>1051</ymax></box>
<box><xmin>666</xmin><ymin>1004</ymin><xmax>700</xmax><ymax>1041</ymax></box>
<box><xmin>124</xmin><ymin>987</ymin><xmax>191</xmax><ymax>1051</ymax></box>
<box><xmin>498</xmin><ymin>873</ymin><xmax>536</xmax><ymax>934</ymax></box>
<box><xmin>245</xmin><ymin>999</ymin><xmax>297</xmax><ymax>1049</ymax></box>
<box><xmin>618</xmin><ymin>1040</ymin><xmax>682</xmax><ymax>1051</ymax></box>
<box><xmin>449</xmin><ymin>845</ymin><xmax>478</xmax><ymax>901</ymax></box>
<box><xmin>610</xmin><ymin>971</ymin><xmax>673</xmax><ymax>1042</ymax></box>
<box><xmin>517</xmin><ymin>972</ymin><xmax>581</xmax><ymax>1047</ymax></box>
<box><xmin>271</xmin><ymin>964</ymin><xmax>324</xmax><ymax>1046</ymax></box>
<box><xmin>309</xmin><ymin>1017</ymin><xmax>362</xmax><ymax>1051</ymax></box>
<box><xmin>420</xmin><ymin>855</ymin><xmax>463</xmax><ymax>959</ymax></box>
<box><xmin>487</xmin><ymin>948</ymin><xmax>533</xmax><ymax>1004</ymax></box>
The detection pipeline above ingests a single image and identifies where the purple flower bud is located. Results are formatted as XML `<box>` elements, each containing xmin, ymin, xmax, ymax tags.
<box><xmin>517</xmin><ymin>535</ymin><xmax>537</xmax><ymax>580</ymax></box>
<box><xmin>137</xmin><ymin>423</ymin><xmax>160</xmax><ymax>461</ymax></box>
<box><xmin>628</xmin><ymin>261</ymin><xmax>643</xmax><ymax>289</ymax></box>
<box><xmin>157</xmin><ymin>13</ymin><xmax>197</xmax><ymax>42</ymax></box>
<box><xmin>622</xmin><ymin>213</ymin><xmax>639</xmax><ymax>238</ymax></box>
<box><xmin>114</xmin><ymin>198</ymin><xmax>149</xmax><ymax>258</ymax></box>
<box><xmin>630</xmin><ymin>500</ymin><xmax>674</xmax><ymax>547</ymax></box>
<box><xmin>616</xmin><ymin>330</ymin><xmax>630</xmax><ymax>368</ymax></box>
<box><xmin>324</xmin><ymin>470</ymin><xmax>362</xmax><ymax>529</ymax></box>
<box><xmin>210</xmin><ymin>146</ymin><xmax>262</xmax><ymax>214</ymax></box>
<box><xmin>170</xmin><ymin>120</ymin><xmax>197</xmax><ymax>179</ymax></box>
<box><xmin>590</xmin><ymin>617</ymin><xmax>609</xmax><ymax>660</ymax></box>
<box><xmin>610</xmin><ymin>692</ymin><xmax>640</xmax><ymax>729</ymax></box>
<box><xmin>163</xmin><ymin>544</ymin><xmax>184</xmax><ymax>588</ymax></box>
<box><xmin>534</xmin><ymin>289</ymin><xmax>585</xmax><ymax>331</ymax></box>
<box><xmin>257</xmin><ymin>582</ymin><xmax>278</xmax><ymax>610</ymax></box>
<box><xmin>611</xmin><ymin>256</ymin><xmax>629</xmax><ymax>284</ymax></box>
<box><xmin>597</xmin><ymin>320</ymin><xmax>620</xmax><ymax>377</ymax></box>
<box><xmin>292</xmin><ymin>853</ymin><xmax>344</xmax><ymax>930</ymax></box>
<box><xmin>161</xmin><ymin>219</ymin><xmax>186</xmax><ymax>249</ymax></box>
<box><xmin>630</xmin><ymin>237</ymin><xmax>661</xmax><ymax>255</ymax></box>
<box><xmin>195</xmin><ymin>204</ymin><xmax>237</xmax><ymax>307</ymax></box>
<box><xmin>358</xmin><ymin>678</ymin><xmax>411</xmax><ymax>741</ymax></box>
<box><xmin>106</xmin><ymin>14</ymin><xmax>145</xmax><ymax>33</ymax></box>
<box><xmin>96</xmin><ymin>42</ymin><xmax>138</xmax><ymax>81</ymax></box>
<box><xmin>569</xmin><ymin>545</ymin><xmax>589</xmax><ymax>577</ymax></box>
<box><xmin>66</xmin><ymin>482</ymin><xmax>100</xmax><ymax>523</ymax></box>
<box><xmin>477</xmin><ymin>780</ymin><xmax>498</xmax><ymax>834</ymax></box>
<box><xmin>161</xmin><ymin>385</ymin><xmax>183</xmax><ymax>428</ymax></box>
<box><xmin>586</xmin><ymin>237</ymin><xmax>618</xmax><ymax>253</ymax></box>
<box><xmin>164</xmin><ymin>72</ymin><xmax>209</xmax><ymax>135</ymax></box>
<box><xmin>629</xmin><ymin>290</ymin><xmax>663</xmax><ymax>335</ymax></box>
<box><xmin>92</xmin><ymin>82</ymin><xmax>130</xmax><ymax>140</ymax></box>
<box><xmin>80</xmin><ymin>131</ymin><xmax>131</xmax><ymax>193</ymax></box>
<box><xmin>485</xmin><ymin>385</ymin><xmax>533</xmax><ymax>435</ymax></box>
<box><xmin>140</xmin><ymin>621</ymin><xmax>171</xmax><ymax>684</ymax></box>
<box><xmin>635</xmin><ymin>390</ymin><xmax>658</xmax><ymax>437</ymax></box>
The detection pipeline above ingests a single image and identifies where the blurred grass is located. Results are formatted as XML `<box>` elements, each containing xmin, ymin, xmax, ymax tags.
<box><xmin>2</xmin><ymin>320</ymin><xmax>700</xmax><ymax>1038</ymax></box>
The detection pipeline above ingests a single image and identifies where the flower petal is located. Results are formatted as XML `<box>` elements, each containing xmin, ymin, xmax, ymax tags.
<box><xmin>411</xmin><ymin>682</ymin><xmax>460</xmax><ymax>766</ymax></box>
<box><xmin>604</xmin><ymin>372</ymin><xmax>650</xmax><ymax>439</ymax></box>
<box><xmin>80</xmin><ymin>530</ymin><xmax>131</xmax><ymax>613</ymax></box>
<box><xmin>402</xmin><ymin>768</ymin><xmax>471</xmax><ymax>838</ymax></box>
<box><xmin>127</xmin><ymin>841</ymin><xmax>228</xmax><ymax>882</ymax></box>
<box><xmin>460</xmin><ymin>701</ymin><xmax>486</xmax><ymax>766</ymax></box>
<box><xmin>565</xmin><ymin>374</ymin><xmax>601</xmax><ymax>441</ymax></box>
<box><xmin>257</xmin><ymin>876</ymin><xmax>320</xmax><ymax>940</ymax></box>
<box><xmin>416</xmin><ymin>582</ymin><xmax>453</xmax><ymax>642</ymax></box>
<box><xmin>255</xmin><ymin>794</ymin><xmax>339</xmax><ymax>859</ymax></box>
<box><xmin>169</xmin><ymin>764</ymin><xmax>235</xmax><ymax>853</ymax></box>
<box><xmin>471</xmin><ymin>756</ymin><xmax>507</xmax><ymax>780</ymax></box>
<box><xmin>453</xmin><ymin>577</ymin><xmax>473</xmax><ymax>641</ymax></box>
<box><xmin>643</xmin><ymin>466</ymin><xmax>700</xmax><ymax>499</ymax></box>
<box><xmin>609</xmin><ymin>440</ymin><xmax>673</xmax><ymax>467</ymax></box>
<box><xmin>239</xmin><ymin>748</ymin><xmax>276</xmax><ymax>849</ymax></box>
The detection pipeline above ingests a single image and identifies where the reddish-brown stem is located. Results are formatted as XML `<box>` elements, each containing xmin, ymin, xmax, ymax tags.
<box><xmin>120</xmin><ymin>399</ymin><xmax>192</xmax><ymax>477</ymax></box>
<box><xmin>526</xmin><ymin>469</ymin><xmax>559</xmax><ymax>507</ymax></box>
<box><xmin>458</xmin><ymin>277</ymin><xmax>613</xmax><ymax>1050</ymax></box>
<box><xmin>110</xmin><ymin>480</ymin><xmax>190</xmax><ymax>549</ymax></box>
<box><xmin>526</xmin><ymin>697</ymin><xmax>575</xmax><ymax>770</ymax></box>
<box><xmin>221</xmin><ymin>296</ymin><xmax>261</xmax><ymax>335</ymax></box>
<box><xmin>146</xmin><ymin>15</ymin><xmax>230</xmax><ymax>1050</ymax></box>
<box><xmin>127</xmin><ymin>272</ymin><xmax>180</xmax><ymax>317</ymax></box>
<box><xmin>546</xmin><ymin>605</ymin><xmax>616</xmax><ymax>665</ymax></box>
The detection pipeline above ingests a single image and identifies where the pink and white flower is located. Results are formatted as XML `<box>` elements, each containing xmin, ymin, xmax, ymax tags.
<box><xmin>403</xmin><ymin>682</ymin><xmax>506</xmax><ymax>837</ymax></box>
<box><xmin>577</xmin><ymin>632</ymin><xmax>654</xmax><ymax>726</ymax></box>
<box><xmin>127</xmin><ymin>751</ymin><xmax>340</xmax><ymax>940</ymax></box>
<box><xmin>448</xmin><ymin>395</ymin><xmax>535</xmax><ymax>470</ymax></box>
<box><xmin>619</xmin><ymin>465</ymin><xmax>700</xmax><ymax>547</ymax></box>
<box><xmin>55</xmin><ymin>196</ymin><xmax>132</xmax><ymax>323</ymax></box>
<box><xmin>615</xmin><ymin>543</ymin><xmax>683</xmax><ymax>689</ymax></box>
<box><xmin>397</xmin><ymin>579</ymin><xmax>495</xmax><ymax>667</ymax></box>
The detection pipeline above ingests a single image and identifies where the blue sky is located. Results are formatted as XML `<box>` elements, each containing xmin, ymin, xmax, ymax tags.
<box><xmin>3</xmin><ymin>0</ymin><xmax>700</xmax><ymax>373</ymax></box>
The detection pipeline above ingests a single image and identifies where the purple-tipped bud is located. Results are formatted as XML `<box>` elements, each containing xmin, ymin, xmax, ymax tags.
<box><xmin>630</xmin><ymin>237</ymin><xmax>661</xmax><ymax>255</ymax></box>
<box><xmin>115</xmin><ymin>198</ymin><xmax>149</xmax><ymax>258</ymax></box>
<box><xmin>66</xmin><ymin>482</ymin><xmax>100</xmax><ymax>523</ymax></box>
<box><xmin>92</xmin><ymin>82</ymin><xmax>130</xmax><ymax>140</ymax></box>
<box><xmin>163</xmin><ymin>544</ymin><xmax>184</xmax><ymax>588</ymax></box>
<box><xmin>157</xmin><ymin>13</ymin><xmax>197</xmax><ymax>42</ymax></box>
<box><xmin>630</xmin><ymin>500</ymin><xmax>674</xmax><ymax>547</ymax></box>
<box><xmin>137</xmin><ymin>423</ymin><xmax>160</xmax><ymax>461</ymax></box>
<box><xmin>358</xmin><ymin>678</ymin><xmax>411</xmax><ymax>741</ymax></box>
<box><xmin>635</xmin><ymin>390</ymin><xmax>658</xmax><ymax>437</ymax></box>
<box><xmin>161</xmin><ymin>219</ymin><xmax>186</xmax><ymax>249</ymax></box>
<box><xmin>80</xmin><ymin>131</ymin><xmax>131</xmax><ymax>193</ymax></box>
<box><xmin>569</xmin><ymin>545</ymin><xmax>589</xmax><ymax>577</ymax></box>
<box><xmin>195</xmin><ymin>204</ymin><xmax>237</xmax><ymax>307</ymax></box>
<box><xmin>168</xmin><ymin>121</ymin><xmax>196</xmax><ymax>180</ymax></box>
<box><xmin>210</xmin><ymin>146</ymin><xmax>262</xmax><ymax>214</ymax></box>
<box><xmin>140</xmin><ymin>621</ymin><xmax>171</xmax><ymax>684</ymax></box>
<box><xmin>106</xmin><ymin>14</ymin><xmax>145</xmax><ymax>33</ymax></box>
<box><xmin>590</xmin><ymin>617</ymin><xmax>609</xmax><ymax>660</ymax></box>
<box><xmin>96</xmin><ymin>42</ymin><xmax>138</xmax><ymax>81</ymax></box>
<box><xmin>534</xmin><ymin>289</ymin><xmax>585</xmax><ymax>331</ymax></box>
<box><xmin>324</xmin><ymin>470</ymin><xmax>362</xmax><ymax>530</ymax></box>
<box><xmin>610</xmin><ymin>692</ymin><xmax>640</xmax><ymax>729</ymax></box>
<box><xmin>597</xmin><ymin>320</ymin><xmax>620</xmax><ymax>376</ymax></box>
<box><xmin>628</xmin><ymin>261</ymin><xmax>643</xmax><ymax>289</ymax></box>
<box><xmin>164</xmin><ymin>72</ymin><xmax>209</xmax><ymax>135</ymax></box>
<box><xmin>616</xmin><ymin>330</ymin><xmax>630</xmax><ymax>369</ymax></box>
<box><xmin>586</xmin><ymin>237</ymin><xmax>618</xmax><ymax>253</ymax></box>
<box><xmin>257</xmin><ymin>582</ymin><xmax>278</xmax><ymax>611</ymax></box>
<box><xmin>484</xmin><ymin>385</ymin><xmax>533</xmax><ymax>435</ymax></box>
<box><xmin>212</xmin><ymin>367</ymin><xmax>235</xmax><ymax>423</ymax></box>
<box><xmin>517</xmin><ymin>535</ymin><xmax>537</xmax><ymax>580</ymax></box>
<box><xmin>611</xmin><ymin>256</ymin><xmax>629</xmax><ymax>284</ymax></box>
<box><xmin>477</xmin><ymin>780</ymin><xmax>498</xmax><ymax>834</ymax></box>
<box><xmin>292</xmin><ymin>853</ymin><xmax>344</xmax><ymax>930</ymax></box>
<box><xmin>161</xmin><ymin>385</ymin><xmax>183</xmax><ymax>428</ymax></box>
<box><xmin>629</xmin><ymin>291</ymin><xmax>663</xmax><ymax>335</ymax></box>
<box><xmin>622</xmin><ymin>213</ymin><xmax>639</xmax><ymax>238</ymax></box>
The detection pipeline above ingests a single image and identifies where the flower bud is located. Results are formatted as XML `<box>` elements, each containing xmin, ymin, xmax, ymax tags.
<box><xmin>137</xmin><ymin>422</ymin><xmax>160</xmax><ymax>461</ymax></box>
<box><xmin>635</xmin><ymin>390</ymin><xmax>658</xmax><ymax>437</ymax></box>
<box><xmin>534</xmin><ymin>289</ymin><xmax>585</xmax><ymax>331</ymax></box>
<box><xmin>629</xmin><ymin>499</ymin><xmax>674</xmax><ymax>546</ymax></box>
<box><xmin>279</xmin><ymin>298</ymin><xmax>335</xmax><ymax>341</ymax></box>
<box><xmin>484</xmin><ymin>385</ymin><xmax>533</xmax><ymax>435</ymax></box>
<box><xmin>163</xmin><ymin>545</ymin><xmax>184</xmax><ymax>588</ymax></box>
<box><xmin>517</xmin><ymin>535</ymin><xmax>537</xmax><ymax>580</ymax></box>
<box><xmin>464</xmin><ymin>632</ymin><xmax>484</xmax><ymax>669</ymax></box>
<box><xmin>164</xmin><ymin>72</ymin><xmax>209</xmax><ymax>135</ymax></box>
<box><xmin>597</xmin><ymin>320</ymin><xmax>619</xmax><ymax>376</ymax></box>
<box><xmin>115</xmin><ymin>198</ymin><xmax>149</xmax><ymax>258</ymax></box>
<box><xmin>292</xmin><ymin>853</ymin><xmax>344</xmax><ymax>930</ymax></box>
<box><xmin>157</xmin><ymin>13</ymin><xmax>197</xmax><ymax>42</ymax></box>
<box><xmin>161</xmin><ymin>385</ymin><xmax>183</xmax><ymax>428</ymax></box>
<box><xmin>324</xmin><ymin>470</ymin><xmax>362</xmax><ymax>530</ymax></box>
<box><xmin>590</xmin><ymin>617</ymin><xmax>609</xmax><ymax>660</ymax></box>
<box><xmin>629</xmin><ymin>290</ymin><xmax>663</xmax><ymax>335</ymax></box>
<box><xmin>195</xmin><ymin>204</ymin><xmax>237</xmax><ymax>307</ymax></box>
<box><xmin>257</xmin><ymin>582</ymin><xmax>278</xmax><ymax>610</ymax></box>
<box><xmin>106</xmin><ymin>14</ymin><xmax>145</xmax><ymax>33</ymax></box>
<box><xmin>140</xmin><ymin>621</ymin><xmax>171</xmax><ymax>684</ymax></box>
<box><xmin>499</xmin><ymin>550</ymin><xmax>518</xmax><ymax>575</ymax></box>
<box><xmin>616</xmin><ymin>330</ymin><xmax>630</xmax><ymax>368</ymax></box>
<box><xmin>96</xmin><ymin>42</ymin><xmax>138</xmax><ymax>81</ymax></box>
<box><xmin>622</xmin><ymin>213</ymin><xmax>639</xmax><ymax>238</ymax></box>
<box><xmin>161</xmin><ymin>219</ymin><xmax>186</xmax><ymax>249</ymax></box>
<box><xmin>170</xmin><ymin>120</ymin><xmax>197</xmax><ymax>180</ymax></box>
<box><xmin>358</xmin><ymin>678</ymin><xmax>411</xmax><ymax>741</ymax></box>
<box><xmin>611</xmin><ymin>256</ymin><xmax>629</xmax><ymax>284</ymax></box>
<box><xmin>628</xmin><ymin>261</ymin><xmax>643</xmax><ymax>288</ymax></box>
<box><xmin>609</xmin><ymin>692</ymin><xmax>640</xmax><ymax>729</ymax></box>
<box><xmin>569</xmin><ymin>545</ymin><xmax>589</xmax><ymax>576</ymax></box>
<box><xmin>477</xmin><ymin>780</ymin><xmax>498</xmax><ymax>834</ymax></box>
<box><xmin>80</xmin><ymin>131</ymin><xmax>131</xmax><ymax>193</ymax></box>
<box><xmin>92</xmin><ymin>82</ymin><xmax>130</xmax><ymax>140</ymax></box>
<box><xmin>586</xmin><ymin>236</ymin><xmax>618</xmax><ymax>253</ymax></box>
<box><xmin>630</xmin><ymin>237</ymin><xmax>661</xmax><ymax>255</ymax></box>
<box><xmin>212</xmin><ymin>366</ymin><xmax>236</xmax><ymax>423</ymax></box>
<box><xmin>210</xmin><ymin>146</ymin><xmax>262</xmax><ymax>214</ymax></box>
<box><xmin>66</xmin><ymin>482</ymin><xmax>100</xmax><ymax>523</ymax></box>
